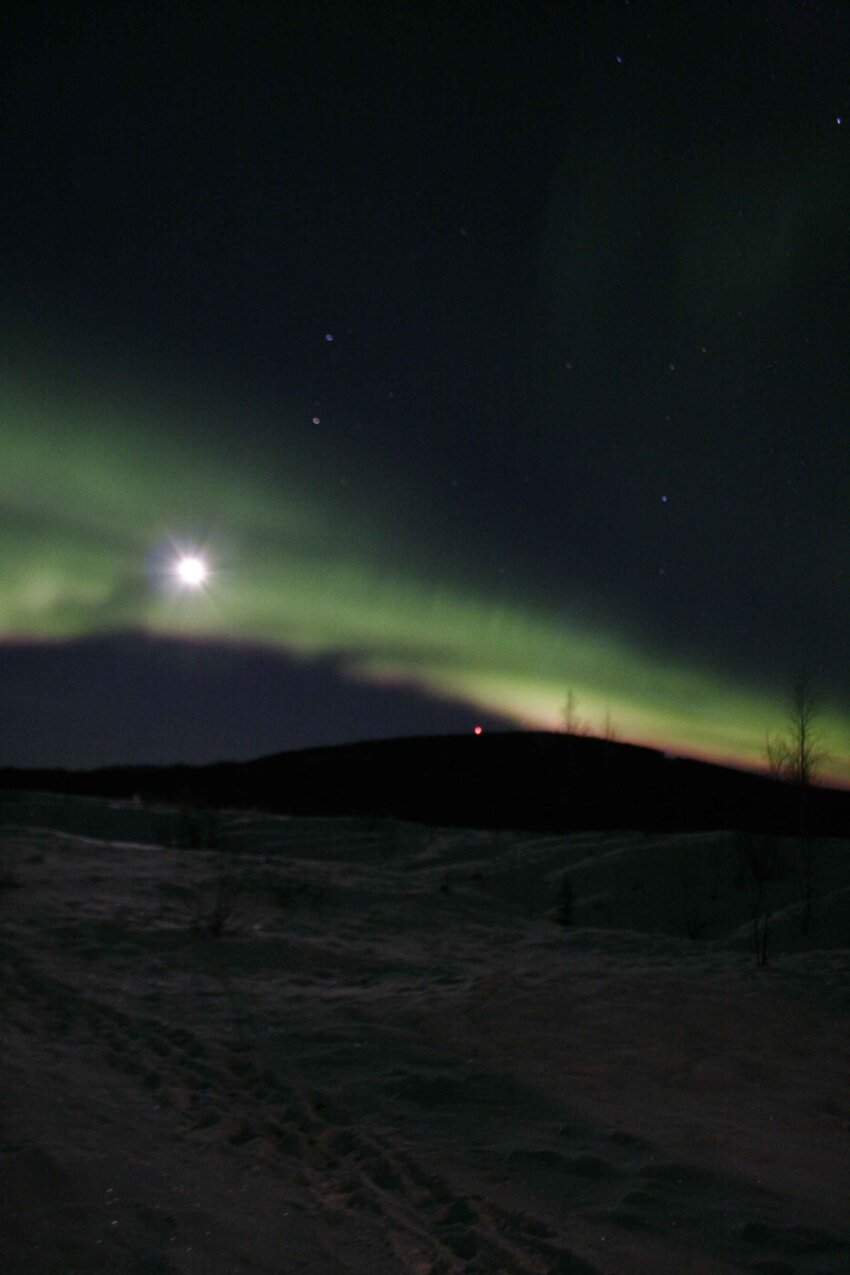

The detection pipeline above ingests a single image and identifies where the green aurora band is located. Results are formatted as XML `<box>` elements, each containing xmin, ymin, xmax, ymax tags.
<box><xmin>3</xmin><ymin>373</ymin><xmax>848</xmax><ymax>784</ymax></box>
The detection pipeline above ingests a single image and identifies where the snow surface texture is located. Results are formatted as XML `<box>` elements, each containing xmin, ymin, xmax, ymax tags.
<box><xmin>1</xmin><ymin>790</ymin><xmax>849</xmax><ymax>1274</ymax></box>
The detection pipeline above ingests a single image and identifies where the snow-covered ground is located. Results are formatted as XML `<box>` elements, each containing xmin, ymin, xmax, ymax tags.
<box><xmin>1</xmin><ymin>790</ymin><xmax>849</xmax><ymax>1274</ymax></box>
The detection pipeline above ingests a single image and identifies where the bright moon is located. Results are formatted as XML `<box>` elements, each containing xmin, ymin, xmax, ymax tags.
<box><xmin>175</xmin><ymin>555</ymin><xmax>208</xmax><ymax>587</ymax></box>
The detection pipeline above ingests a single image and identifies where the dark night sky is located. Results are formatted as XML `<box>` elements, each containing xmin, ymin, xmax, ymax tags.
<box><xmin>1</xmin><ymin>1</ymin><xmax>848</xmax><ymax>779</ymax></box>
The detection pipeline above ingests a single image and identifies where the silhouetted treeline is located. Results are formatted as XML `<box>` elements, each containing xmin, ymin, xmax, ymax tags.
<box><xmin>2</xmin><ymin>732</ymin><xmax>850</xmax><ymax>836</ymax></box>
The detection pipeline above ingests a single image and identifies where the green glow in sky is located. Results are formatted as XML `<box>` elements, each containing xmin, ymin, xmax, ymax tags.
<box><xmin>3</xmin><ymin>373</ymin><xmax>848</xmax><ymax>784</ymax></box>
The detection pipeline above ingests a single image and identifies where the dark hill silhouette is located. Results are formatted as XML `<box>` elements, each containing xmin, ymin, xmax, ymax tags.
<box><xmin>3</xmin><ymin>731</ymin><xmax>850</xmax><ymax>835</ymax></box>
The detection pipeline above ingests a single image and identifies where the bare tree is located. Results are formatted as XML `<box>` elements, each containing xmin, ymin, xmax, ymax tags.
<box><xmin>764</xmin><ymin>674</ymin><xmax>828</xmax><ymax>933</ymax></box>
<box><xmin>563</xmin><ymin>689</ymin><xmax>590</xmax><ymax>736</ymax></box>
<box><xmin>765</xmin><ymin>674</ymin><xmax>827</xmax><ymax>837</ymax></box>
<box><xmin>601</xmin><ymin>709</ymin><xmax>619</xmax><ymax>742</ymax></box>
<box><xmin>737</xmin><ymin>833</ymin><xmax>779</xmax><ymax>967</ymax></box>
<box><xmin>563</xmin><ymin>689</ymin><xmax>579</xmax><ymax>734</ymax></box>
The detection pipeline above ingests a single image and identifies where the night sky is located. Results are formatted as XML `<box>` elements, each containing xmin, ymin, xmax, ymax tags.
<box><xmin>2</xmin><ymin>2</ymin><xmax>848</xmax><ymax>780</ymax></box>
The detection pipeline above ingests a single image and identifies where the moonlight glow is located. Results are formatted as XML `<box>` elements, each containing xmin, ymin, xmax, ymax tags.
<box><xmin>175</xmin><ymin>555</ymin><xmax>208</xmax><ymax>587</ymax></box>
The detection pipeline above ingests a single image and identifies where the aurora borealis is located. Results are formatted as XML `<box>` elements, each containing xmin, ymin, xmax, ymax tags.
<box><xmin>1</xmin><ymin>3</ymin><xmax>849</xmax><ymax>780</ymax></box>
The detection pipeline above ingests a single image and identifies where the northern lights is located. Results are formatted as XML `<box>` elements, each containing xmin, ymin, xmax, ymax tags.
<box><xmin>1</xmin><ymin>3</ymin><xmax>848</xmax><ymax>781</ymax></box>
<box><xmin>2</xmin><ymin>368</ymin><xmax>847</xmax><ymax>783</ymax></box>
